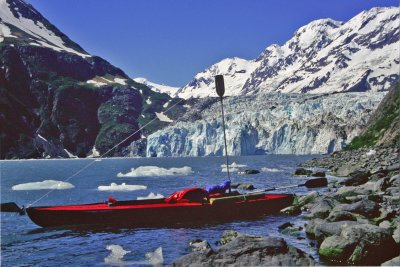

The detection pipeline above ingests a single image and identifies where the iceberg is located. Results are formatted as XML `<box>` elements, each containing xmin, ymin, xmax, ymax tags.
<box><xmin>117</xmin><ymin>166</ymin><xmax>193</xmax><ymax>177</ymax></box>
<box><xmin>97</xmin><ymin>183</ymin><xmax>147</xmax><ymax>191</ymax></box>
<box><xmin>12</xmin><ymin>180</ymin><xmax>74</xmax><ymax>190</ymax></box>
<box><xmin>104</xmin><ymin>244</ymin><xmax>130</xmax><ymax>265</ymax></box>
<box><xmin>261</xmin><ymin>167</ymin><xmax>281</xmax><ymax>172</ymax></box>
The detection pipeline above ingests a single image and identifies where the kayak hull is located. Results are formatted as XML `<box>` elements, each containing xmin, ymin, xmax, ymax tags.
<box><xmin>26</xmin><ymin>194</ymin><xmax>294</xmax><ymax>228</ymax></box>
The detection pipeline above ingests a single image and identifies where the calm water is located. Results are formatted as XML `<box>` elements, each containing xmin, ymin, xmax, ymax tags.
<box><xmin>1</xmin><ymin>155</ymin><xmax>326</xmax><ymax>266</ymax></box>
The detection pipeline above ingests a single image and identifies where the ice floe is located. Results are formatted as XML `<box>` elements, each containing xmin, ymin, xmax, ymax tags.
<box><xmin>146</xmin><ymin>247</ymin><xmax>163</xmax><ymax>266</ymax></box>
<box><xmin>12</xmin><ymin>180</ymin><xmax>74</xmax><ymax>190</ymax></box>
<box><xmin>221</xmin><ymin>162</ymin><xmax>247</xmax><ymax>172</ymax></box>
<box><xmin>117</xmin><ymin>166</ymin><xmax>193</xmax><ymax>177</ymax></box>
<box><xmin>97</xmin><ymin>183</ymin><xmax>147</xmax><ymax>191</ymax></box>
<box><xmin>137</xmin><ymin>192</ymin><xmax>165</xmax><ymax>200</ymax></box>
<box><xmin>104</xmin><ymin>244</ymin><xmax>130</xmax><ymax>265</ymax></box>
<box><xmin>261</xmin><ymin>167</ymin><xmax>282</xmax><ymax>172</ymax></box>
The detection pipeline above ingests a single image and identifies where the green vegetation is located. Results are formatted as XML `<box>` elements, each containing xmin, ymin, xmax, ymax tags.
<box><xmin>95</xmin><ymin>121</ymin><xmax>138</xmax><ymax>155</ymax></box>
<box><xmin>345</xmin><ymin>82</ymin><xmax>399</xmax><ymax>150</ymax></box>
<box><xmin>131</xmin><ymin>80</ymin><xmax>174</xmax><ymax>135</ymax></box>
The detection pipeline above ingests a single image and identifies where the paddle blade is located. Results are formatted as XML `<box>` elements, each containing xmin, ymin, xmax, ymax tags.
<box><xmin>0</xmin><ymin>202</ymin><xmax>25</xmax><ymax>215</ymax></box>
<box><xmin>215</xmin><ymin>75</ymin><xmax>225</xmax><ymax>98</ymax></box>
<box><xmin>304</xmin><ymin>178</ymin><xmax>328</xmax><ymax>188</ymax></box>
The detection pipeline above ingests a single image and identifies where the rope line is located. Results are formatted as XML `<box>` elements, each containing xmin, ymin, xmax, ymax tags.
<box><xmin>28</xmin><ymin>98</ymin><xmax>184</xmax><ymax>207</ymax></box>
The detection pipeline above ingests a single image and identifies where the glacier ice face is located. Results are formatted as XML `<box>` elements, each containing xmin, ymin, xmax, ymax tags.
<box><xmin>146</xmin><ymin>92</ymin><xmax>385</xmax><ymax>157</ymax></box>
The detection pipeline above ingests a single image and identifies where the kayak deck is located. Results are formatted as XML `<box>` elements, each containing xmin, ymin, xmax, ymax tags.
<box><xmin>26</xmin><ymin>193</ymin><xmax>294</xmax><ymax>228</ymax></box>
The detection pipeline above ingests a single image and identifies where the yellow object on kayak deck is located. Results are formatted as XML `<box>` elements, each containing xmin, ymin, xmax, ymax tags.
<box><xmin>210</xmin><ymin>193</ymin><xmax>265</xmax><ymax>205</ymax></box>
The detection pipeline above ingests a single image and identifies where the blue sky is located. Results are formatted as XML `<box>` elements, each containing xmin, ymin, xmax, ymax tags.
<box><xmin>28</xmin><ymin>0</ymin><xmax>398</xmax><ymax>87</ymax></box>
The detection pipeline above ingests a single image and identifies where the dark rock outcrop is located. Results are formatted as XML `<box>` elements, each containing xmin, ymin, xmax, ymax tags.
<box><xmin>172</xmin><ymin>235</ymin><xmax>315</xmax><ymax>266</ymax></box>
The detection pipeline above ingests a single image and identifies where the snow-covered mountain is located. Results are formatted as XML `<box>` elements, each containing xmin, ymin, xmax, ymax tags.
<box><xmin>0</xmin><ymin>0</ymin><xmax>90</xmax><ymax>57</ymax></box>
<box><xmin>175</xmin><ymin>57</ymin><xmax>258</xmax><ymax>99</ymax></box>
<box><xmin>147</xmin><ymin>92</ymin><xmax>385</xmax><ymax>157</ymax></box>
<box><xmin>176</xmin><ymin>7</ymin><xmax>399</xmax><ymax>99</ymax></box>
<box><xmin>133</xmin><ymin>77</ymin><xmax>179</xmax><ymax>97</ymax></box>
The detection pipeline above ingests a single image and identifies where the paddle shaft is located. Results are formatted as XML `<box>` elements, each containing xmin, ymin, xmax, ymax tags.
<box><xmin>219</xmin><ymin>96</ymin><xmax>231</xmax><ymax>183</ymax></box>
<box><xmin>249</xmin><ymin>178</ymin><xmax>328</xmax><ymax>195</ymax></box>
<box><xmin>215</xmin><ymin>75</ymin><xmax>231</xmax><ymax>193</ymax></box>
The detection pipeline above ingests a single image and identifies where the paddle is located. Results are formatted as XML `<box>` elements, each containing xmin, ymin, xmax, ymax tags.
<box><xmin>215</xmin><ymin>75</ymin><xmax>231</xmax><ymax>193</ymax></box>
<box><xmin>0</xmin><ymin>202</ymin><xmax>25</xmax><ymax>215</ymax></box>
<box><xmin>251</xmin><ymin>177</ymin><xmax>328</xmax><ymax>194</ymax></box>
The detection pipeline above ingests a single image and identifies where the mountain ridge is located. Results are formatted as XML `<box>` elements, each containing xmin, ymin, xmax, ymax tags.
<box><xmin>176</xmin><ymin>6</ymin><xmax>399</xmax><ymax>99</ymax></box>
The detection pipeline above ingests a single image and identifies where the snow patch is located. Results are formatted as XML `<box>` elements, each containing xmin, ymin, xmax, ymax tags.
<box><xmin>117</xmin><ymin>166</ymin><xmax>193</xmax><ymax>177</ymax></box>
<box><xmin>113</xmin><ymin>78</ymin><xmax>127</xmax><ymax>85</ymax></box>
<box><xmin>87</xmin><ymin>146</ymin><xmax>100</xmax><ymax>158</ymax></box>
<box><xmin>86</xmin><ymin>80</ymin><xmax>106</xmax><ymax>87</ymax></box>
<box><xmin>97</xmin><ymin>183</ymin><xmax>147</xmax><ymax>191</ymax></box>
<box><xmin>64</xmin><ymin>149</ymin><xmax>77</xmax><ymax>158</ymax></box>
<box><xmin>137</xmin><ymin>192</ymin><xmax>165</xmax><ymax>200</ymax></box>
<box><xmin>134</xmin><ymin>77</ymin><xmax>179</xmax><ymax>98</ymax></box>
<box><xmin>155</xmin><ymin>112</ymin><xmax>173</xmax><ymax>122</ymax></box>
<box><xmin>12</xmin><ymin>180</ymin><xmax>74</xmax><ymax>190</ymax></box>
<box><xmin>0</xmin><ymin>0</ymin><xmax>90</xmax><ymax>57</ymax></box>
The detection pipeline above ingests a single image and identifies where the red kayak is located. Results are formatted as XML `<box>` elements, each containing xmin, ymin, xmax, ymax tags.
<box><xmin>26</xmin><ymin>188</ymin><xmax>294</xmax><ymax>228</ymax></box>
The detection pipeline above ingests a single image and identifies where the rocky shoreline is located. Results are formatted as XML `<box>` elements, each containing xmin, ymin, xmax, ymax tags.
<box><xmin>170</xmin><ymin>144</ymin><xmax>400</xmax><ymax>266</ymax></box>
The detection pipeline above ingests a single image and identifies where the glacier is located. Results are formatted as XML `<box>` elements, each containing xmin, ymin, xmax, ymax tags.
<box><xmin>146</xmin><ymin>92</ymin><xmax>385</xmax><ymax>157</ymax></box>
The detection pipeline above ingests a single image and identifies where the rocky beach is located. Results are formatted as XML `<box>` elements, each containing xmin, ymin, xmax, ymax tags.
<box><xmin>169</xmin><ymin>144</ymin><xmax>400</xmax><ymax>266</ymax></box>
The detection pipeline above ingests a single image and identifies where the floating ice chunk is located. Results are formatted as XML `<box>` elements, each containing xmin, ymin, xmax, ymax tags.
<box><xmin>366</xmin><ymin>149</ymin><xmax>376</xmax><ymax>156</ymax></box>
<box><xmin>221</xmin><ymin>162</ymin><xmax>247</xmax><ymax>168</ymax></box>
<box><xmin>145</xmin><ymin>247</ymin><xmax>163</xmax><ymax>266</ymax></box>
<box><xmin>261</xmin><ymin>167</ymin><xmax>282</xmax><ymax>172</ymax></box>
<box><xmin>12</xmin><ymin>180</ymin><xmax>74</xmax><ymax>190</ymax></box>
<box><xmin>137</xmin><ymin>192</ymin><xmax>164</xmax><ymax>200</ymax></box>
<box><xmin>97</xmin><ymin>183</ymin><xmax>147</xmax><ymax>191</ymax></box>
<box><xmin>117</xmin><ymin>166</ymin><xmax>193</xmax><ymax>177</ymax></box>
<box><xmin>221</xmin><ymin>162</ymin><xmax>247</xmax><ymax>172</ymax></box>
<box><xmin>104</xmin><ymin>244</ymin><xmax>130</xmax><ymax>265</ymax></box>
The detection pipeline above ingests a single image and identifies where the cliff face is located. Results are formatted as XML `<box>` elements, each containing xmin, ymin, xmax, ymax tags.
<box><xmin>346</xmin><ymin>81</ymin><xmax>400</xmax><ymax>149</ymax></box>
<box><xmin>146</xmin><ymin>92</ymin><xmax>385</xmax><ymax>157</ymax></box>
<box><xmin>0</xmin><ymin>44</ymin><xmax>143</xmax><ymax>158</ymax></box>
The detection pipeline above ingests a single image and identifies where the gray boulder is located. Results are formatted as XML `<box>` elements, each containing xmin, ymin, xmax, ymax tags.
<box><xmin>313</xmin><ymin>221</ymin><xmax>360</xmax><ymax>242</ymax></box>
<box><xmin>189</xmin><ymin>239</ymin><xmax>211</xmax><ymax>252</ymax></box>
<box><xmin>342</xmin><ymin>170</ymin><xmax>371</xmax><ymax>186</ymax></box>
<box><xmin>327</xmin><ymin>210</ymin><xmax>357</xmax><ymax>222</ymax></box>
<box><xmin>319</xmin><ymin>224</ymin><xmax>398</xmax><ymax>265</ymax></box>
<box><xmin>381</xmin><ymin>256</ymin><xmax>400</xmax><ymax>266</ymax></box>
<box><xmin>172</xmin><ymin>235</ymin><xmax>315</xmax><ymax>266</ymax></box>
<box><xmin>306</xmin><ymin>198</ymin><xmax>336</xmax><ymax>219</ymax></box>
<box><xmin>335</xmin><ymin>199</ymin><xmax>380</xmax><ymax>218</ymax></box>
<box><xmin>218</xmin><ymin>230</ymin><xmax>242</xmax><ymax>245</ymax></box>
<box><xmin>393</xmin><ymin>223</ymin><xmax>400</xmax><ymax>245</ymax></box>
<box><xmin>294</xmin><ymin>168</ymin><xmax>313</xmax><ymax>176</ymax></box>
